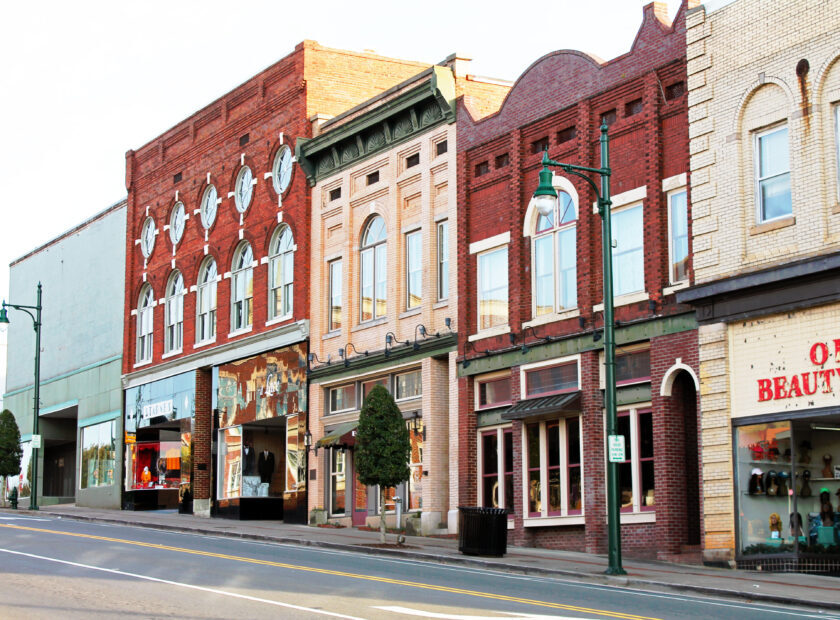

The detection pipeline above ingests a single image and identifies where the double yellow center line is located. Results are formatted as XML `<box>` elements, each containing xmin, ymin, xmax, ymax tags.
<box><xmin>0</xmin><ymin>523</ymin><xmax>659</xmax><ymax>620</ymax></box>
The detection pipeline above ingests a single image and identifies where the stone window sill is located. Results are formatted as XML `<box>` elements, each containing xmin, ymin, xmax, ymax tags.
<box><xmin>750</xmin><ymin>215</ymin><xmax>795</xmax><ymax>235</ymax></box>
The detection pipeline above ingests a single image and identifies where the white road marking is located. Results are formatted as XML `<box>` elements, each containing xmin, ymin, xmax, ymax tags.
<box><xmin>373</xmin><ymin>606</ymin><xmax>574</xmax><ymax>619</ymax></box>
<box><xmin>0</xmin><ymin>548</ymin><xmax>364</xmax><ymax>620</ymax></box>
<box><xmin>0</xmin><ymin>516</ymin><xmax>51</xmax><ymax>521</ymax></box>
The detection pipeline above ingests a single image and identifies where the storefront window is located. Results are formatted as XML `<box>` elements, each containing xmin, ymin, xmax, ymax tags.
<box><xmin>126</xmin><ymin>441</ymin><xmax>181</xmax><ymax>490</ymax></box>
<box><xmin>525</xmin><ymin>417</ymin><xmax>582</xmax><ymax>518</ymax></box>
<box><xmin>219</xmin><ymin>427</ymin><xmax>243</xmax><ymax>499</ymax></box>
<box><xmin>407</xmin><ymin>420</ymin><xmax>424</xmax><ymax>510</ymax></box>
<box><xmin>330</xmin><ymin>448</ymin><xmax>346</xmax><ymax>516</ymax></box>
<box><xmin>17</xmin><ymin>442</ymin><xmax>32</xmax><ymax>499</ymax></box>
<box><xmin>616</xmin><ymin>408</ymin><xmax>654</xmax><ymax>513</ymax></box>
<box><xmin>80</xmin><ymin>420</ymin><xmax>116</xmax><ymax>489</ymax></box>
<box><xmin>217</xmin><ymin>425</ymin><xmax>286</xmax><ymax>500</ymax></box>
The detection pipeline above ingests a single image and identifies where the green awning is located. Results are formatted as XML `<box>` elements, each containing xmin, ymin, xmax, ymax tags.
<box><xmin>316</xmin><ymin>420</ymin><xmax>360</xmax><ymax>448</ymax></box>
<box><xmin>501</xmin><ymin>392</ymin><xmax>581</xmax><ymax>421</ymax></box>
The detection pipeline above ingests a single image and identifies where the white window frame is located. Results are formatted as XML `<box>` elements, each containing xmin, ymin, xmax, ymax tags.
<box><xmin>136</xmin><ymin>286</ymin><xmax>154</xmax><ymax>364</ymax></box>
<box><xmin>475</xmin><ymin>244</ymin><xmax>509</xmax><ymax>336</ymax></box>
<box><xmin>360</xmin><ymin>216</ymin><xmax>387</xmax><ymax>322</ymax></box>
<box><xmin>531</xmin><ymin>191</ymin><xmax>578</xmax><ymax>318</ymax></box>
<box><xmin>474</xmin><ymin>371</ymin><xmax>512</xmax><ymax>411</ymax></box>
<box><xmin>405</xmin><ymin>230</ymin><xmax>422</xmax><ymax>310</ymax></box>
<box><xmin>234</xmin><ymin>166</ymin><xmax>254</xmax><ymax>213</ymax></box>
<box><xmin>328</xmin><ymin>259</ymin><xmax>342</xmax><ymax>333</ymax></box>
<box><xmin>666</xmin><ymin>186</ymin><xmax>689</xmax><ymax>285</ymax></box>
<box><xmin>611</xmin><ymin>202</ymin><xmax>644</xmax><ymax>297</ymax></box>
<box><xmin>519</xmin><ymin>354</ymin><xmax>581</xmax><ymax>400</ymax></box>
<box><xmin>169</xmin><ymin>201</ymin><xmax>186</xmax><ymax>245</ymax></box>
<box><xmin>200</xmin><ymin>184</ymin><xmax>218</xmax><ymax>229</ymax></box>
<box><xmin>164</xmin><ymin>271</ymin><xmax>184</xmax><ymax>355</ymax></box>
<box><xmin>329</xmin><ymin>384</ymin><xmax>357</xmax><ymax>414</ymax></box>
<box><xmin>272</xmin><ymin>145</ymin><xmax>294</xmax><ymax>196</ymax></box>
<box><xmin>231</xmin><ymin>242</ymin><xmax>254</xmax><ymax>333</ymax></box>
<box><xmin>268</xmin><ymin>225</ymin><xmax>294</xmax><ymax>321</ymax></box>
<box><xmin>754</xmin><ymin>124</ymin><xmax>792</xmax><ymax>223</ymax></box>
<box><xmin>196</xmin><ymin>257</ymin><xmax>217</xmax><ymax>345</ymax></box>
<box><xmin>477</xmin><ymin>424</ymin><xmax>514</xmax><ymax>511</ymax></box>
<box><xmin>608</xmin><ymin>404</ymin><xmax>655</xmax><ymax>520</ymax></box>
<box><xmin>437</xmin><ymin>220</ymin><xmax>449</xmax><ymax>301</ymax></box>
<box><xmin>395</xmin><ymin>369</ymin><xmax>422</xmax><ymax>401</ymax></box>
<box><xmin>328</xmin><ymin>448</ymin><xmax>347</xmax><ymax>517</ymax></box>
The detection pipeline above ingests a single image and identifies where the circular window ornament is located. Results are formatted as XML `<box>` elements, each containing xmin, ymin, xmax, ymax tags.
<box><xmin>201</xmin><ymin>185</ymin><xmax>218</xmax><ymax>229</ymax></box>
<box><xmin>170</xmin><ymin>201</ymin><xmax>186</xmax><ymax>245</ymax></box>
<box><xmin>235</xmin><ymin>166</ymin><xmax>254</xmax><ymax>213</ymax></box>
<box><xmin>140</xmin><ymin>217</ymin><xmax>156</xmax><ymax>258</ymax></box>
<box><xmin>272</xmin><ymin>146</ymin><xmax>293</xmax><ymax>196</ymax></box>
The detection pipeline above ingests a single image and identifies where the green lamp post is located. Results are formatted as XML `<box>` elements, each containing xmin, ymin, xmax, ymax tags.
<box><xmin>0</xmin><ymin>282</ymin><xmax>43</xmax><ymax>511</ymax></box>
<box><xmin>532</xmin><ymin>124</ymin><xmax>625</xmax><ymax>575</ymax></box>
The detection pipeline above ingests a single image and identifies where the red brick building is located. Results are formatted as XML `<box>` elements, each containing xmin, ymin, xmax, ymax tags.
<box><xmin>122</xmin><ymin>41</ymin><xmax>430</xmax><ymax>521</ymax></box>
<box><xmin>455</xmin><ymin>2</ymin><xmax>701</xmax><ymax>560</ymax></box>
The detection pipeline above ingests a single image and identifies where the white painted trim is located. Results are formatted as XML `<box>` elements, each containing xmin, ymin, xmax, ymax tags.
<box><xmin>227</xmin><ymin>326</ymin><xmax>254</xmax><ymax>339</ymax></box>
<box><xmin>323</xmin><ymin>252</ymin><xmax>343</xmax><ymax>263</ymax></box>
<box><xmin>193</xmin><ymin>338</ymin><xmax>216</xmax><ymax>350</ymax></box>
<box><xmin>468</xmin><ymin>324</ymin><xmax>510</xmax><ymax>342</ymax></box>
<box><xmin>133</xmin><ymin>360</ymin><xmax>152</xmax><ymax>369</ymax></box>
<box><xmin>265</xmin><ymin>314</ymin><xmax>292</xmax><ymax>328</ymax></box>
<box><xmin>469</xmin><ymin>231</ymin><xmax>510</xmax><ymax>254</ymax></box>
<box><xmin>401</xmin><ymin>222</ymin><xmax>422</xmax><ymax>235</ymax></box>
<box><xmin>617</xmin><ymin>512</ymin><xmax>656</xmax><ymax>524</ymax></box>
<box><xmin>519</xmin><ymin>353</ymin><xmax>581</xmax><ymax>400</ymax></box>
<box><xmin>660</xmin><ymin>357</ymin><xmax>700</xmax><ymax>396</ymax></box>
<box><xmin>523</xmin><ymin>173</ymin><xmax>579</xmax><ymax>238</ymax></box>
<box><xmin>662</xmin><ymin>281</ymin><xmax>689</xmax><ymax>296</ymax></box>
<box><xmin>434</xmin><ymin>212</ymin><xmax>448</xmax><ymax>223</ymax></box>
<box><xmin>161</xmin><ymin>349</ymin><xmax>182</xmax><ymax>360</ymax></box>
<box><xmin>523</xmin><ymin>515</ymin><xmax>585</xmax><ymax>527</ymax></box>
<box><xmin>661</xmin><ymin>173</ymin><xmax>687</xmax><ymax>193</ymax></box>
<box><xmin>522</xmin><ymin>308</ymin><xmax>580</xmax><ymax>329</ymax></box>
<box><xmin>593</xmin><ymin>184</ymin><xmax>647</xmax><ymax>213</ymax></box>
<box><xmin>592</xmin><ymin>290</ymin><xmax>649</xmax><ymax>312</ymax></box>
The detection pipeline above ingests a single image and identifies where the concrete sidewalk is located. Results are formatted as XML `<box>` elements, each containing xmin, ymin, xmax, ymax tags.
<box><xmin>3</xmin><ymin>504</ymin><xmax>838</xmax><ymax>611</ymax></box>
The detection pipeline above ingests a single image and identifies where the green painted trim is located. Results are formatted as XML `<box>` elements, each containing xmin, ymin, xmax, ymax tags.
<box><xmin>309</xmin><ymin>335</ymin><xmax>456</xmax><ymax>383</ymax></box>
<box><xmin>20</xmin><ymin>434</ymin><xmax>32</xmax><ymax>442</ymax></box>
<box><xmin>3</xmin><ymin>354</ymin><xmax>122</xmax><ymax>398</ymax></box>
<box><xmin>616</xmin><ymin>384</ymin><xmax>651</xmax><ymax>406</ymax></box>
<box><xmin>40</xmin><ymin>399</ymin><xmax>79</xmax><ymax>416</ymax></box>
<box><xmin>79</xmin><ymin>410</ymin><xmax>121</xmax><ymax>428</ymax></box>
<box><xmin>477</xmin><ymin>409</ymin><xmax>507</xmax><ymax>428</ymax></box>
<box><xmin>458</xmin><ymin>314</ymin><xmax>697</xmax><ymax>377</ymax></box>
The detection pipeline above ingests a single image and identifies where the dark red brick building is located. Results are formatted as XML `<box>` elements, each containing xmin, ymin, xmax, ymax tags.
<box><xmin>122</xmin><ymin>41</ymin><xmax>430</xmax><ymax>521</ymax></box>
<box><xmin>455</xmin><ymin>2</ymin><xmax>701</xmax><ymax>560</ymax></box>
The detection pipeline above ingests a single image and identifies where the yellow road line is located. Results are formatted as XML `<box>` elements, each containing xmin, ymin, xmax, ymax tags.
<box><xmin>0</xmin><ymin>523</ymin><xmax>660</xmax><ymax>620</ymax></box>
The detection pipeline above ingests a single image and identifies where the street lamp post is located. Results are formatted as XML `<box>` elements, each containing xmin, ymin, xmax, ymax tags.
<box><xmin>0</xmin><ymin>283</ymin><xmax>43</xmax><ymax>511</ymax></box>
<box><xmin>532</xmin><ymin>124</ymin><xmax>625</xmax><ymax>575</ymax></box>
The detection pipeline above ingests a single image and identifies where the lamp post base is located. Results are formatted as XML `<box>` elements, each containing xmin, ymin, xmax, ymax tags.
<box><xmin>604</xmin><ymin>566</ymin><xmax>627</xmax><ymax>576</ymax></box>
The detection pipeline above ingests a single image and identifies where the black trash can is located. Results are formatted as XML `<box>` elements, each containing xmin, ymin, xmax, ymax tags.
<box><xmin>458</xmin><ymin>506</ymin><xmax>508</xmax><ymax>556</ymax></box>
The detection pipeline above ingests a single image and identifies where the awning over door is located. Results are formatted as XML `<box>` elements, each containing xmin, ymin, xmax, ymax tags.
<box><xmin>500</xmin><ymin>392</ymin><xmax>581</xmax><ymax>421</ymax></box>
<box><xmin>315</xmin><ymin>420</ymin><xmax>359</xmax><ymax>449</ymax></box>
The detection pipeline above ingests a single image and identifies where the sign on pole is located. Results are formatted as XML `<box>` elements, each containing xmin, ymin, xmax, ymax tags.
<box><xmin>31</xmin><ymin>435</ymin><xmax>42</xmax><ymax>449</ymax></box>
<box><xmin>607</xmin><ymin>434</ymin><xmax>625</xmax><ymax>463</ymax></box>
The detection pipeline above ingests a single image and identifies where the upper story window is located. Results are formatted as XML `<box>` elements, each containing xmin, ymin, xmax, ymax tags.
<box><xmin>140</xmin><ymin>217</ymin><xmax>156</xmax><ymax>258</ymax></box>
<box><xmin>137</xmin><ymin>285</ymin><xmax>154</xmax><ymax>363</ymax></box>
<box><xmin>616</xmin><ymin>348</ymin><xmax>651</xmax><ymax>385</ymax></box>
<box><xmin>231</xmin><ymin>242</ymin><xmax>254</xmax><ymax>332</ymax></box>
<box><xmin>196</xmin><ymin>257</ymin><xmax>217</xmax><ymax>343</ymax></box>
<box><xmin>668</xmin><ymin>189</ymin><xmax>689</xmax><ymax>284</ymax></box>
<box><xmin>329</xmin><ymin>384</ymin><xmax>356</xmax><ymax>414</ymax></box>
<box><xmin>611</xmin><ymin>204</ymin><xmax>644</xmax><ymax>296</ymax></box>
<box><xmin>437</xmin><ymin>220</ymin><xmax>449</xmax><ymax>301</ymax></box>
<box><xmin>272</xmin><ymin>146</ymin><xmax>294</xmax><ymax>196</ymax></box>
<box><xmin>405</xmin><ymin>230</ymin><xmax>422</xmax><ymax>310</ymax></box>
<box><xmin>755</xmin><ymin>125</ymin><xmax>791</xmax><ymax>222</ymax></box>
<box><xmin>164</xmin><ymin>271</ymin><xmax>184</xmax><ymax>354</ymax></box>
<box><xmin>533</xmin><ymin>190</ymin><xmax>577</xmax><ymax>316</ymax></box>
<box><xmin>169</xmin><ymin>201</ymin><xmax>186</xmax><ymax>245</ymax></box>
<box><xmin>328</xmin><ymin>259</ymin><xmax>342</xmax><ymax>332</ymax></box>
<box><xmin>201</xmin><ymin>185</ymin><xmax>218</xmax><ymax>229</ymax></box>
<box><xmin>360</xmin><ymin>216</ymin><xmax>387</xmax><ymax>322</ymax></box>
<box><xmin>395</xmin><ymin>370</ymin><xmax>422</xmax><ymax>400</ymax></box>
<box><xmin>234</xmin><ymin>166</ymin><xmax>254</xmax><ymax>213</ymax></box>
<box><xmin>477</xmin><ymin>246</ymin><xmax>508</xmax><ymax>331</ymax></box>
<box><xmin>524</xmin><ymin>359</ymin><xmax>578</xmax><ymax>398</ymax></box>
<box><xmin>476</xmin><ymin>375</ymin><xmax>511</xmax><ymax>410</ymax></box>
<box><xmin>269</xmin><ymin>225</ymin><xmax>294</xmax><ymax>320</ymax></box>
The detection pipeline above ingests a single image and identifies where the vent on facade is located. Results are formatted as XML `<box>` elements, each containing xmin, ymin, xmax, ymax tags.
<box><xmin>239</xmin><ymin>133</ymin><xmax>250</xmax><ymax>147</ymax></box>
<box><xmin>495</xmin><ymin>153</ymin><xmax>509</xmax><ymax>169</ymax></box>
<box><xmin>329</xmin><ymin>187</ymin><xmax>342</xmax><ymax>201</ymax></box>
<box><xmin>531</xmin><ymin>137</ymin><xmax>549</xmax><ymax>154</ymax></box>
<box><xmin>600</xmin><ymin>109</ymin><xmax>617</xmax><ymax>127</ymax></box>
<box><xmin>366</xmin><ymin>171</ymin><xmax>379</xmax><ymax>185</ymax></box>
<box><xmin>475</xmin><ymin>161</ymin><xmax>490</xmax><ymax>177</ymax></box>
<box><xmin>557</xmin><ymin>126</ymin><xmax>576</xmax><ymax>144</ymax></box>
<box><xmin>436</xmin><ymin>140</ymin><xmax>448</xmax><ymax>156</ymax></box>
<box><xmin>664</xmin><ymin>82</ymin><xmax>685</xmax><ymax>101</ymax></box>
<box><xmin>406</xmin><ymin>153</ymin><xmax>420</xmax><ymax>168</ymax></box>
<box><xmin>173</xmin><ymin>172</ymin><xmax>182</xmax><ymax>184</ymax></box>
<box><xmin>625</xmin><ymin>98</ymin><xmax>643</xmax><ymax>117</ymax></box>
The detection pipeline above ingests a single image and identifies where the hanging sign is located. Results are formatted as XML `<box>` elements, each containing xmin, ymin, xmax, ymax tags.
<box><xmin>30</xmin><ymin>435</ymin><xmax>42</xmax><ymax>449</ymax></box>
<box><xmin>608</xmin><ymin>435</ymin><xmax>625</xmax><ymax>463</ymax></box>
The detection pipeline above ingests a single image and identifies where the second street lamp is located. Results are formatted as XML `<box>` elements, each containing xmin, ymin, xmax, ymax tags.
<box><xmin>532</xmin><ymin>123</ymin><xmax>625</xmax><ymax>575</ymax></box>
<box><xmin>0</xmin><ymin>282</ymin><xmax>43</xmax><ymax>511</ymax></box>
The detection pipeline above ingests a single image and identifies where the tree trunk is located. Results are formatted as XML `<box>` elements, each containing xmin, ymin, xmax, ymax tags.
<box><xmin>379</xmin><ymin>486</ymin><xmax>386</xmax><ymax>544</ymax></box>
<box><xmin>1</xmin><ymin>476</ymin><xmax>6</xmax><ymax>508</ymax></box>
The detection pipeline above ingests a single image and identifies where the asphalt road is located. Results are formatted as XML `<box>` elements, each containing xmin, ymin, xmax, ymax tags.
<box><xmin>0</xmin><ymin>513</ymin><xmax>835</xmax><ymax>620</ymax></box>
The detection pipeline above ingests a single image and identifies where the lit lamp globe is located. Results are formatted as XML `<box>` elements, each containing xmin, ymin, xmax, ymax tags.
<box><xmin>533</xmin><ymin>164</ymin><xmax>558</xmax><ymax>217</ymax></box>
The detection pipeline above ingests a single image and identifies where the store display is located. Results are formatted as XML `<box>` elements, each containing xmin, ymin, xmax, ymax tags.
<box><xmin>800</xmin><ymin>470</ymin><xmax>812</xmax><ymax>498</ymax></box>
<box><xmin>790</xmin><ymin>511</ymin><xmax>803</xmax><ymax>537</ymax></box>
<box><xmin>258</xmin><ymin>450</ymin><xmax>275</xmax><ymax>484</ymax></box>
<box><xmin>749</xmin><ymin>468</ymin><xmax>764</xmax><ymax>495</ymax></box>
<box><xmin>821</xmin><ymin>454</ymin><xmax>833</xmax><ymax>479</ymax></box>
<box><xmin>242</xmin><ymin>476</ymin><xmax>261</xmax><ymax>497</ymax></box>
<box><xmin>243</xmin><ymin>444</ymin><xmax>255</xmax><ymax>476</ymax></box>
<box><xmin>819</xmin><ymin>488</ymin><xmax>834</xmax><ymax>527</ymax></box>
<box><xmin>769</xmin><ymin>512</ymin><xmax>783</xmax><ymax>538</ymax></box>
<box><xmin>777</xmin><ymin>470</ymin><xmax>790</xmax><ymax>496</ymax></box>
<box><xmin>765</xmin><ymin>471</ymin><xmax>779</xmax><ymax>496</ymax></box>
<box><xmin>800</xmin><ymin>441</ymin><xmax>812</xmax><ymax>464</ymax></box>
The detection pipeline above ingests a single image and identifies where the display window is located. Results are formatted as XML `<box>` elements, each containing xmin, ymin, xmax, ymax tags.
<box><xmin>524</xmin><ymin>417</ymin><xmax>583</xmax><ymax>519</ymax></box>
<box><xmin>126</xmin><ymin>441</ymin><xmax>182</xmax><ymax>490</ymax></box>
<box><xmin>125</xmin><ymin>371</ymin><xmax>195</xmax><ymax>434</ymax></box>
<box><xmin>217</xmin><ymin>424</ymin><xmax>287</xmax><ymax>500</ymax></box>
<box><xmin>479</xmin><ymin>426</ymin><xmax>514</xmax><ymax>512</ymax></box>
<box><xmin>80</xmin><ymin>420</ymin><xmax>116</xmax><ymax>489</ymax></box>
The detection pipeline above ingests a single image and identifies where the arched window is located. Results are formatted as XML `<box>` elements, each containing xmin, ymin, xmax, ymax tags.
<box><xmin>231</xmin><ymin>242</ymin><xmax>254</xmax><ymax>332</ymax></box>
<box><xmin>137</xmin><ymin>285</ymin><xmax>154</xmax><ymax>363</ymax></box>
<box><xmin>360</xmin><ymin>216</ymin><xmax>387</xmax><ymax>321</ymax></box>
<box><xmin>164</xmin><ymin>271</ymin><xmax>184</xmax><ymax>354</ymax></box>
<box><xmin>533</xmin><ymin>191</ymin><xmax>577</xmax><ymax>316</ymax></box>
<box><xmin>196</xmin><ymin>257</ymin><xmax>217</xmax><ymax>343</ymax></box>
<box><xmin>269</xmin><ymin>225</ymin><xmax>294</xmax><ymax>320</ymax></box>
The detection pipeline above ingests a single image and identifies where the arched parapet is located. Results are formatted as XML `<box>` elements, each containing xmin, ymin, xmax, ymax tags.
<box><xmin>660</xmin><ymin>357</ymin><xmax>700</xmax><ymax>397</ymax></box>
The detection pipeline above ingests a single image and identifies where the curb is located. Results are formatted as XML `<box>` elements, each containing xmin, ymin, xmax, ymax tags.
<box><xmin>12</xmin><ymin>510</ymin><xmax>840</xmax><ymax>613</ymax></box>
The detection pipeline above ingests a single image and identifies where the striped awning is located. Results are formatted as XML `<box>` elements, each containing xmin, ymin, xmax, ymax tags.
<box><xmin>315</xmin><ymin>420</ymin><xmax>359</xmax><ymax>448</ymax></box>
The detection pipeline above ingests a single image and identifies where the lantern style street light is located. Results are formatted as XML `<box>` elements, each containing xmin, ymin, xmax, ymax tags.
<box><xmin>532</xmin><ymin>124</ymin><xmax>625</xmax><ymax>575</ymax></box>
<box><xmin>0</xmin><ymin>283</ymin><xmax>43</xmax><ymax>511</ymax></box>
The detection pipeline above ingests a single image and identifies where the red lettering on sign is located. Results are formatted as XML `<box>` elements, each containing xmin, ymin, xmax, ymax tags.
<box><xmin>820</xmin><ymin>368</ymin><xmax>835</xmax><ymax>393</ymax></box>
<box><xmin>773</xmin><ymin>376</ymin><xmax>788</xmax><ymax>399</ymax></box>
<box><xmin>758</xmin><ymin>379</ymin><xmax>773</xmax><ymax>401</ymax></box>
<box><xmin>810</xmin><ymin>342</ymin><xmax>829</xmax><ymax>366</ymax></box>
<box><xmin>834</xmin><ymin>339</ymin><xmax>840</xmax><ymax>361</ymax></box>
<box><xmin>801</xmin><ymin>372</ymin><xmax>819</xmax><ymax>395</ymax></box>
<box><xmin>787</xmin><ymin>374</ymin><xmax>803</xmax><ymax>398</ymax></box>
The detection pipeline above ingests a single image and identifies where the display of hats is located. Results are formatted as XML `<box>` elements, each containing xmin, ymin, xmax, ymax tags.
<box><xmin>820</xmin><ymin>487</ymin><xmax>830</xmax><ymax>494</ymax></box>
<box><xmin>777</xmin><ymin>470</ymin><xmax>790</xmax><ymax>479</ymax></box>
<box><xmin>767</xmin><ymin>470</ymin><xmax>778</xmax><ymax>478</ymax></box>
<box><xmin>751</xmin><ymin>467</ymin><xmax>763</xmax><ymax>476</ymax></box>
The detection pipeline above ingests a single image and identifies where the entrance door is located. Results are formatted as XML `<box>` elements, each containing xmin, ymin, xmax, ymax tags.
<box><xmin>351</xmin><ymin>459</ymin><xmax>367</xmax><ymax>527</ymax></box>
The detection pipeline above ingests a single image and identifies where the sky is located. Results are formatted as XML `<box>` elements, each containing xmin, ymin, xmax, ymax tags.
<box><xmin>0</xmin><ymin>0</ymin><xmax>683</xmax><ymax>401</ymax></box>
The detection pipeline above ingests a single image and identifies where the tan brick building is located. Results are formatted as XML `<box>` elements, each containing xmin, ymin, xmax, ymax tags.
<box><xmin>679</xmin><ymin>0</ymin><xmax>840</xmax><ymax>570</ymax></box>
<box><xmin>297</xmin><ymin>59</ymin><xmax>509</xmax><ymax>534</ymax></box>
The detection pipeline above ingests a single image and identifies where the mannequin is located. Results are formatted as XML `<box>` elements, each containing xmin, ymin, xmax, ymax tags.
<box><xmin>789</xmin><ymin>511</ymin><xmax>803</xmax><ymax>538</ymax></box>
<box><xmin>140</xmin><ymin>466</ymin><xmax>152</xmax><ymax>485</ymax></box>
<box><xmin>748</xmin><ymin>468</ymin><xmax>764</xmax><ymax>495</ymax></box>
<box><xmin>243</xmin><ymin>443</ymin><xmax>256</xmax><ymax>476</ymax></box>
<box><xmin>821</xmin><ymin>454</ymin><xmax>833</xmax><ymax>479</ymax></box>
<box><xmin>765</xmin><ymin>471</ymin><xmax>779</xmax><ymax>496</ymax></box>
<box><xmin>768</xmin><ymin>512</ymin><xmax>782</xmax><ymax>538</ymax></box>
<box><xmin>819</xmin><ymin>489</ymin><xmax>834</xmax><ymax>527</ymax></box>
<box><xmin>800</xmin><ymin>470</ymin><xmax>812</xmax><ymax>498</ymax></box>
<box><xmin>258</xmin><ymin>449</ymin><xmax>275</xmax><ymax>484</ymax></box>
<box><xmin>777</xmin><ymin>470</ymin><xmax>789</xmax><ymax>496</ymax></box>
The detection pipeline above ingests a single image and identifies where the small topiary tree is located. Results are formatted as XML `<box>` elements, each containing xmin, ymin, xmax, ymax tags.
<box><xmin>355</xmin><ymin>385</ymin><xmax>410</xmax><ymax>543</ymax></box>
<box><xmin>0</xmin><ymin>410</ymin><xmax>22</xmax><ymax>508</ymax></box>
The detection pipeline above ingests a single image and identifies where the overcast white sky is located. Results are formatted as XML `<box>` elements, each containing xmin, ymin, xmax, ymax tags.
<box><xmin>0</xmin><ymin>0</ymin><xmax>682</xmax><ymax>399</ymax></box>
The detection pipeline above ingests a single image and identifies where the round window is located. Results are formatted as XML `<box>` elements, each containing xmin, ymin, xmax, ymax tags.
<box><xmin>235</xmin><ymin>166</ymin><xmax>254</xmax><ymax>213</ymax></box>
<box><xmin>272</xmin><ymin>146</ymin><xmax>293</xmax><ymax>196</ymax></box>
<box><xmin>170</xmin><ymin>201</ymin><xmax>186</xmax><ymax>244</ymax></box>
<box><xmin>140</xmin><ymin>217</ymin><xmax>156</xmax><ymax>258</ymax></box>
<box><xmin>201</xmin><ymin>185</ymin><xmax>218</xmax><ymax>229</ymax></box>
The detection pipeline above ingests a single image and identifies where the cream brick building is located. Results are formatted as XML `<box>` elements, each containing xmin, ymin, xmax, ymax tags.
<box><xmin>679</xmin><ymin>0</ymin><xmax>840</xmax><ymax>569</ymax></box>
<box><xmin>297</xmin><ymin>59</ymin><xmax>509</xmax><ymax>534</ymax></box>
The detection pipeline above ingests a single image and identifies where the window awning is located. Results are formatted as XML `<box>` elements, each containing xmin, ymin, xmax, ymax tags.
<box><xmin>500</xmin><ymin>392</ymin><xmax>581</xmax><ymax>421</ymax></box>
<box><xmin>315</xmin><ymin>420</ymin><xmax>359</xmax><ymax>448</ymax></box>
